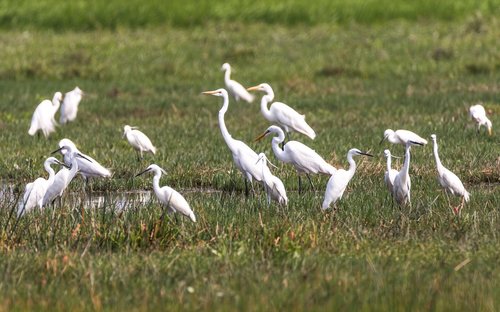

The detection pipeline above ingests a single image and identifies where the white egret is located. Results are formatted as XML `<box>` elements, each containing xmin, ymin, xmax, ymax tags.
<box><xmin>18</xmin><ymin>157</ymin><xmax>66</xmax><ymax>217</ymax></box>
<box><xmin>322</xmin><ymin>148</ymin><xmax>373</xmax><ymax>210</ymax></box>
<box><xmin>42</xmin><ymin>145</ymin><xmax>92</xmax><ymax>207</ymax></box>
<box><xmin>57</xmin><ymin>138</ymin><xmax>111</xmax><ymax>180</ymax></box>
<box><xmin>221</xmin><ymin>63</ymin><xmax>254</xmax><ymax>103</ymax></box>
<box><xmin>383</xmin><ymin>149</ymin><xmax>399</xmax><ymax>195</ymax></box>
<box><xmin>255</xmin><ymin>125</ymin><xmax>335</xmax><ymax>193</ymax></box>
<box><xmin>28</xmin><ymin>92</ymin><xmax>62</xmax><ymax>138</ymax></box>
<box><xmin>392</xmin><ymin>142</ymin><xmax>414</xmax><ymax>206</ymax></box>
<box><xmin>469</xmin><ymin>104</ymin><xmax>492</xmax><ymax>135</ymax></box>
<box><xmin>202</xmin><ymin>89</ymin><xmax>264</xmax><ymax>196</ymax></box>
<box><xmin>430</xmin><ymin>134</ymin><xmax>470</xmax><ymax>213</ymax></box>
<box><xmin>123</xmin><ymin>125</ymin><xmax>156</xmax><ymax>160</ymax></box>
<box><xmin>380</xmin><ymin>129</ymin><xmax>428</xmax><ymax>146</ymax></box>
<box><xmin>247</xmin><ymin>83</ymin><xmax>316</xmax><ymax>140</ymax></box>
<box><xmin>60</xmin><ymin>87</ymin><xmax>84</xmax><ymax>124</ymax></box>
<box><xmin>136</xmin><ymin>164</ymin><xmax>196</xmax><ymax>223</ymax></box>
<box><xmin>256</xmin><ymin>153</ymin><xmax>288</xmax><ymax>206</ymax></box>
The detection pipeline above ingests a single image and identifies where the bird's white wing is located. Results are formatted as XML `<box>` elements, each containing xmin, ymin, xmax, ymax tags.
<box><xmin>76</xmin><ymin>153</ymin><xmax>111</xmax><ymax>178</ymax></box>
<box><xmin>469</xmin><ymin>105</ymin><xmax>486</xmax><ymax>122</ymax></box>
<box><xmin>232</xmin><ymin>141</ymin><xmax>263</xmax><ymax>181</ymax></box>
<box><xmin>441</xmin><ymin>168</ymin><xmax>466</xmax><ymax>196</ymax></box>
<box><xmin>270</xmin><ymin>102</ymin><xmax>316</xmax><ymax>139</ymax></box>
<box><xmin>227</xmin><ymin>80</ymin><xmax>254</xmax><ymax>103</ymax></box>
<box><xmin>285</xmin><ymin>141</ymin><xmax>335</xmax><ymax>175</ymax></box>
<box><xmin>29</xmin><ymin>100</ymin><xmax>56</xmax><ymax>136</ymax></box>
<box><xmin>163</xmin><ymin>187</ymin><xmax>196</xmax><ymax>222</ymax></box>
<box><xmin>397</xmin><ymin>129</ymin><xmax>427</xmax><ymax>145</ymax></box>
<box><xmin>130</xmin><ymin>130</ymin><xmax>156</xmax><ymax>153</ymax></box>
<box><xmin>42</xmin><ymin>169</ymin><xmax>73</xmax><ymax>206</ymax></box>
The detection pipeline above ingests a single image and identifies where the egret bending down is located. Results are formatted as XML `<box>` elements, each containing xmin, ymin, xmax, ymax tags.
<box><xmin>123</xmin><ymin>125</ymin><xmax>156</xmax><ymax>160</ymax></box>
<box><xmin>28</xmin><ymin>92</ymin><xmax>62</xmax><ymax>138</ymax></box>
<box><xmin>255</xmin><ymin>125</ymin><xmax>335</xmax><ymax>193</ymax></box>
<box><xmin>136</xmin><ymin>164</ymin><xmax>196</xmax><ymax>223</ymax></box>
<box><xmin>221</xmin><ymin>63</ymin><xmax>254</xmax><ymax>103</ymax></box>
<box><xmin>392</xmin><ymin>142</ymin><xmax>414</xmax><ymax>205</ymax></box>
<box><xmin>322</xmin><ymin>148</ymin><xmax>372</xmax><ymax>210</ymax></box>
<box><xmin>256</xmin><ymin>153</ymin><xmax>288</xmax><ymax>206</ymax></box>
<box><xmin>380</xmin><ymin>129</ymin><xmax>427</xmax><ymax>146</ymax></box>
<box><xmin>18</xmin><ymin>157</ymin><xmax>66</xmax><ymax>217</ymax></box>
<box><xmin>247</xmin><ymin>83</ymin><xmax>316</xmax><ymax>140</ymax></box>
<box><xmin>469</xmin><ymin>104</ymin><xmax>492</xmax><ymax>136</ymax></box>
<box><xmin>430</xmin><ymin>134</ymin><xmax>470</xmax><ymax>213</ymax></box>
<box><xmin>60</xmin><ymin>87</ymin><xmax>84</xmax><ymax>124</ymax></box>
<box><xmin>383</xmin><ymin>149</ymin><xmax>399</xmax><ymax>195</ymax></box>
<box><xmin>202</xmin><ymin>89</ymin><xmax>264</xmax><ymax>196</ymax></box>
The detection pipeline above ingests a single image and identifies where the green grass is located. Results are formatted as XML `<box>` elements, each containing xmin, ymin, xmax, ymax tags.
<box><xmin>0</xmin><ymin>11</ymin><xmax>499</xmax><ymax>311</ymax></box>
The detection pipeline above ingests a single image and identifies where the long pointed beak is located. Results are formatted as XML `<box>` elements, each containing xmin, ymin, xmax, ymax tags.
<box><xmin>247</xmin><ymin>85</ymin><xmax>260</xmax><ymax>92</ymax></box>
<box><xmin>51</xmin><ymin>147</ymin><xmax>64</xmax><ymax>154</ymax></box>
<box><xmin>202</xmin><ymin>90</ymin><xmax>218</xmax><ymax>95</ymax></box>
<box><xmin>254</xmin><ymin>130</ymin><xmax>269</xmax><ymax>142</ymax></box>
<box><xmin>135</xmin><ymin>168</ymin><xmax>150</xmax><ymax>177</ymax></box>
<box><xmin>361</xmin><ymin>152</ymin><xmax>374</xmax><ymax>157</ymax></box>
<box><xmin>379</xmin><ymin>135</ymin><xmax>388</xmax><ymax>145</ymax></box>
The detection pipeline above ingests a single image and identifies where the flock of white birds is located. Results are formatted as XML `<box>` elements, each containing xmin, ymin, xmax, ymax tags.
<box><xmin>20</xmin><ymin>63</ymin><xmax>494</xmax><ymax>221</ymax></box>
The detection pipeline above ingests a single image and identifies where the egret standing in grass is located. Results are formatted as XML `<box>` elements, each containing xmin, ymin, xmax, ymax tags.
<box><xmin>256</xmin><ymin>153</ymin><xmax>288</xmax><ymax>206</ymax></box>
<box><xmin>202</xmin><ymin>88</ymin><xmax>265</xmax><ymax>196</ymax></box>
<box><xmin>42</xmin><ymin>145</ymin><xmax>92</xmax><ymax>207</ymax></box>
<box><xmin>380</xmin><ymin>129</ymin><xmax>428</xmax><ymax>146</ymax></box>
<box><xmin>322</xmin><ymin>148</ymin><xmax>372</xmax><ymax>210</ymax></box>
<box><xmin>136</xmin><ymin>164</ymin><xmax>196</xmax><ymax>223</ymax></box>
<box><xmin>18</xmin><ymin>157</ymin><xmax>66</xmax><ymax>217</ymax></box>
<box><xmin>392</xmin><ymin>142</ymin><xmax>415</xmax><ymax>206</ymax></box>
<box><xmin>221</xmin><ymin>63</ymin><xmax>254</xmax><ymax>103</ymax></box>
<box><xmin>430</xmin><ymin>134</ymin><xmax>470</xmax><ymax>213</ymax></box>
<box><xmin>383</xmin><ymin>149</ymin><xmax>399</xmax><ymax>195</ymax></box>
<box><xmin>469</xmin><ymin>103</ymin><xmax>492</xmax><ymax>136</ymax></box>
<box><xmin>28</xmin><ymin>92</ymin><xmax>62</xmax><ymax>138</ymax></box>
<box><xmin>255</xmin><ymin>125</ymin><xmax>335</xmax><ymax>193</ymax></box>
<box><xmin>123</xmin><ymin>125</ymin><xmax>156</xmax><ymax>161</ymax></box>
<box><xmin>247</xmin><ymin>83</ymin><xmax>316</xmax><ymax>140</ymax></box>
<box><xmin>60</xmin><ymin>87</ymin><xmax>84</xmax><ymax>124</ymax></box>
<box><xmin>56</xmin><ymin>138</ymin><xmax>111</xmax><ymax>182</ymax></box>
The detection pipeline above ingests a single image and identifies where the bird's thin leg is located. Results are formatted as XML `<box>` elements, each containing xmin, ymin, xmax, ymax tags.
<box><xmin>136</xmin><ymin>151</ymin><xmax>141</xmax><ymax>162</ymax></box>
<box><xmin>244</xmin><ymin>179</ymin><xmax>249</xmax><ymax>197</ymax></box>
<box><xmin>298</xmin><ymin>175</ymin><xmax>302</xmax><ymax>194</ymax></box>
<box><xmin>306</xmin><ymin>174</ymin><xmax>315</xmax><ymax>191</ymax></box>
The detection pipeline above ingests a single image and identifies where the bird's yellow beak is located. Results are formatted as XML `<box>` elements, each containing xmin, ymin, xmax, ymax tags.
<box><xmin>254</xmin><ymin>131</ymin><xmax>269</xmax><ymax>142</ymax></box>
<box><xmin>246</xmin><ymin>85</ymin><xmax>260</xmax><ymax>92</ymax></box>
<box><xmin>488</xmin><ymin>127</ymin><xmax>492</xmax><ymax>136</ymax></box>
<box><xmin>202</xmin><ymin>90</ymin><xmax>218</xmax><ymax>95</ymax></box>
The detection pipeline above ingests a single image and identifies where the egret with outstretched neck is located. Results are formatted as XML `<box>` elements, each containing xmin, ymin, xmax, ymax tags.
<box><xmin>221</xmin><ymin>63</ymin><xmax>254</xmax><ymax>103</ymax></box>
<box><xmin>383</xmin><ymin>149</ymin><xmax>399</xmax><ymax>195</ymax></box>
<box><xmin>430</xmin><ymin>134</ymin><xmax>470</xmax><ymax>213</ymax></box>
<box><xmin>247</xmin><ymin>83</ymin><xmax>316</xmax><ymax>140</ymax></box>
<box><xmin>322</xmin><ymin>148</ymin><xmax>372</xmax><ymax>210</ymax></box>
<box><xmin>392</xmin><ymin>142</ymin><xmax>414</xmax><ymax>205</ymax></box>
<box><xmin>255</xmin><ymin>125</ymin><xmax>335</xmax><ymax>193</ymax></box>
<box><xmin>136</xmin><ymin>164</ymin><xmax>196</xmax><ymax>223</ymax></box>
<box><xmin>202</xmin><ymin>88</ymin><xmax>264</xmax><ymax>196</ymax></box>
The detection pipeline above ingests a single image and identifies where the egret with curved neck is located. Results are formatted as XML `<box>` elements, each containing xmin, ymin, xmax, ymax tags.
<box><xmin>383</xmin><ymin>149</ymin><xmax>399</xmax><ymax>195</ymax></box>
<box><xmin>392</xmin><ymin>142</ymin><xmax>413</xmax><ymax>205</ymax></box>
<box><xmin>28</xmin><ymin>92</ymin><xmax>62</xmax><ymax>138</ymax></box>
<box><xmin>221</xmin><ymin>63</ymin><xmax>254</xmax><ymax>103</ymax></box>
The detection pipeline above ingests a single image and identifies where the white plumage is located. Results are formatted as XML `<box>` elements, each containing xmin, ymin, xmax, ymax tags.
<box><xmin>430</xmin><ymin>134</ymin><xmax>470</xmax><ymax>212</ymax></box>
<box><xmin>57</xmin><ymin>138</ymin><xmax>111</xmax><ymax>179</ymax></box>
<box><xmin>469</xmin><ymin>104</ymin><xmax>492</xmax><ymax>135</ymax></box>
<box><xmin>248</xmin><ymin>83</ymin><xmax>316</xmax><ymax>140</ymax></box>
<box><xmin>383</xmin><ymin>149</ymin><xmax>398</xmax><ymax>195</ymax></box>
<box><xmin>136</xmin><ymin>164</ymin><xmax>196</xmax><ymax>222</ymax></box>
<box><xmin>221</xmin><ymin>63</ymin><xmax>254</xmax><ymax>103</ymax></box>
<box><xmin>60</xmin><ymin>86</ymin><xmax>84</xmax><ymax>124</ymax></box>
<box><xmin>381</xmin><ymin>129</ymin><xmax>428</xmax><ymax>146</ymax></box>
<box><xmin>18</xmin><ymin>157</ymin><xmax>64</xmax><ymax>217</ymax></box>
<box><xmin>28</xmin><ymin>92</ymin><xmax>62</xmax><ymax>137</ymax></box>
<box><xmin>123</xmin><ymin>125</ymin><xmax>156</xmax><ymax>159</ymax></box>
<box><xmin>256</xmin><ymin>153</ymin><xmax>288</xmax><ymax>206</ymax></box>
<box><xmin>392</xmin><ymin>143</ymin><xmax>413</xmax><ymax>205</ymax></box>
<box><xmin>322</xmin><ymin>148</ymin><xmax>372</xmax><ymax>210</ymax></box>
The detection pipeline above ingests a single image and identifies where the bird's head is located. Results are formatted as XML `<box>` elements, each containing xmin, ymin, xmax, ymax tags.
<box><xmin>221</xmin><ymin>63</ymin><xmax>230</xmax><ymax>71</ymax></box>
<box><xmin>349</xmin><ymin>148</ymin><xmax>374</xmax><ymax>158</ymax></box>
<box><xmin>46</xmin><ymin>157</ymin><xmax>66</xmax><ymax>167</ymax></box>
<box><xmin>51</xmin><ymin>145</ymin><xmax>92</xmax><ymax>164</ymax></box>
<box><xmin>383</xmin><ymin>149</ymin><xmax>391</xmax><ymax>158</ymax></box>
<box><xmin>202</xmin><ymin>89</ymin><xmax>228</xmax><ymax>98</ymax></box>
<box><xmin>57</xmin><ymin>138</ymin><xmax>77</xmax><ymax>155</ymax></box>
<box><xmin>247</xmin><ymin>83</ymin><xmax>273</xmax><ymax>95</ymax></box>
<box><xmin>74</xmin><ymin>86</ymin><xmax>84</xmax><ymax>96</ymax></box>
<box><xmin>123</xmin><ymin>125</ymin><xmax>139</xmax><ymax>137</ymax></box>
<box><xmin>430</xmin><ymin>134</ymin><xmax>437</xmax><ymax>141</ymax></box>
<box><xmin>54</xmin><ymin>92</ymin><xmax>63</xmax><ymax>102</ymax></box>
<box><xmin>135</xmin><ymin>164</ymin><xmax>166</xmax><ymax>177</ymax></box>
<box><xmin>256</xmin><ymin>152</ymin><xmax>278</xmax><ymax>169</ymax></box>
<box><xmin>254</xmin><ymin>126</ymin><xmax>282</xmax><ymax>142</ymax></box>
<box><xmin>379</xmin><ymin>129</ymin><xmax>394</xmax><ymax>145</ymax></box>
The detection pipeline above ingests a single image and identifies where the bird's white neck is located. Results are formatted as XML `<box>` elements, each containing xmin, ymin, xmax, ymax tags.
<box><xmin>432</xmin><ymin>140</ymin><xmax>444</xmax><ymax>174</ymax></box>
<box><xmin>270</xmin><ymin>132</ymin><xmax>286</xmax><ymax>161</ymax></box>
<box><xmin>152</xmin><ymin>171</ymin><xmax>162</xmax><ymax>197</ymax></box>
<box><xmin>346</xmin><ymin>153</ymin><xmax>357</xmax><ymax>178</ymax></box>
<box><xmin>224</xmin><ymin>67</ymin><xmax>231</xmax><ymax>84</ymax></box>
<box><xmin>386</xmin><ymin>156</ymin><xmax>392</xmax><ymax>173</ymax></box>
<box><xmin>260</xmin><ymin>95</ymin><xmax>274</xmax><ymax>120</ymax></box>
<box><xmin>400</xmin><ymin>145</ymin><xmax>411</xmax><ymax>183</ymax></box>
<box><xmin>218</xmin><ymin>94</ymin><xmax>235</xmax><ymax>150</ymax></box>
<box><xmin>69</xmin><ymin>154</ymin><xmax>79</xmax><ymax>176</ymax></box>
<box><xmin>45</xmin><ymin>163</ymin><xmax>56</xmax><ymax>183</ymax></box>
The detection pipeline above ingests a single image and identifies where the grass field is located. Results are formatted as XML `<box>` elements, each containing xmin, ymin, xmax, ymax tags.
<box><xmin>0</xmin><ymin>3</ymin><xmax>499</xmax><ymax>311</ymax></box>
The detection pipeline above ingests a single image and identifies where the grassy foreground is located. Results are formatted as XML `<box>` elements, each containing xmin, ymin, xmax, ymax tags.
<box><xmin>0</xmin><ymin>13</ymin><xmax>499</xmax><ymax>311</ymax></box>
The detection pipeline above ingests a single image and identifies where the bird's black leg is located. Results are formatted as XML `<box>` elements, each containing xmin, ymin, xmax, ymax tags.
<box><xmin>298</xmin><ymin>175</ymin><xmax>302</xmax><ymax>194</ymax></box>
<box><xmin>306</xmin><ymin>174</ymin><xmax>315</xmax><ymax>191</ymax></box>
<box><xmin>244</xmin><ymin>179</ymin><xmax>249</xmax><ymax>197</ymax></box>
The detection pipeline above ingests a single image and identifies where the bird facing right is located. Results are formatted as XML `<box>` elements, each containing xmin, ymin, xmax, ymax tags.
<box><xmin>430</xmin><ymin>134</ymin><xmax>470</xmax><ymax>213</ymax></box>
<box><xmin>469</xmin><ymin>103</ymin><xmax>492</xmax><ymax>136</ymax></box>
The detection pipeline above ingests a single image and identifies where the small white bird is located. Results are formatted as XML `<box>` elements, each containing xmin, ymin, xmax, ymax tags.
<box><xmin>221</xmin><ymin>63</ymin><xmax>254</xmax><ymax>103</ymax></box>
<box><xmin>57</xmin><ymin>138</ymin><xmax>111</xmax><ymax>180</ymax></box>
<box><xmin>123</xmin><ymin>125</ymin><xmax>157</xmax><ymax>160</ymax></box>
<box><xmin>18</xmin><ymin>157</ymin><xmax>66</xmax><ymax>217</ymax></box>
<box><xmin>42</xmin><ymin>145</ymin><xmax>92</xmax><ymax>207</ymax></box>
<box><xmin>322</xmin><ymin>148</ymin><xmax>372</xmax><ymax>210</ymax></box>
<box><xmin>256</xmin><ymin>153</ymin><xmax>288</xmax><ymax>206</ymax></box>
<box><xmin>430</xmin><ymin>134</ymin><xmax>470</xmax><ymax>213</ymax></box>
<box><xmin>255</xmin><ymin>125</ymin><xmax>335</xmax><ymax>193</ymax></box>
<box><xmin>380</xmin><ymin>129</ymin><xmax>428</xmax><ymax>146</ymax></box>
<box><xmin>136</xmin><ymin>164</ymin><xmax>196</xmax><ymax>223</ymax></box>
<box><xmin>469</xmin><ymin>104</ymin><xmax>492</xmax><ymax>136</ymax></box>
<box><xmin>60</xmin><ymin>87</ymin><xmax>84</xmax><ymax>124</ymax></box>
<box><xmin>28</xmin><ymin>92</ymin><xmax>62</xmax><ymax>137</ymax></box>
<box><xmin>392</xmin><ymin>142</ymin><xmax>413</xmax><ymax>206</ymax></box>
<box><xmin>247</xmin><ymin>83</ymin><xmax>316</xmax><ymax>140</ymax></box>
<box><xmin>202</xmin><ymin>89</ymin><xmax>264</xmax><ymax>196</ymax></box>
<box><xmin>383</xmin><ymin>149</ymin><xmax>399</xmax><ymax>195</ymax></box>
